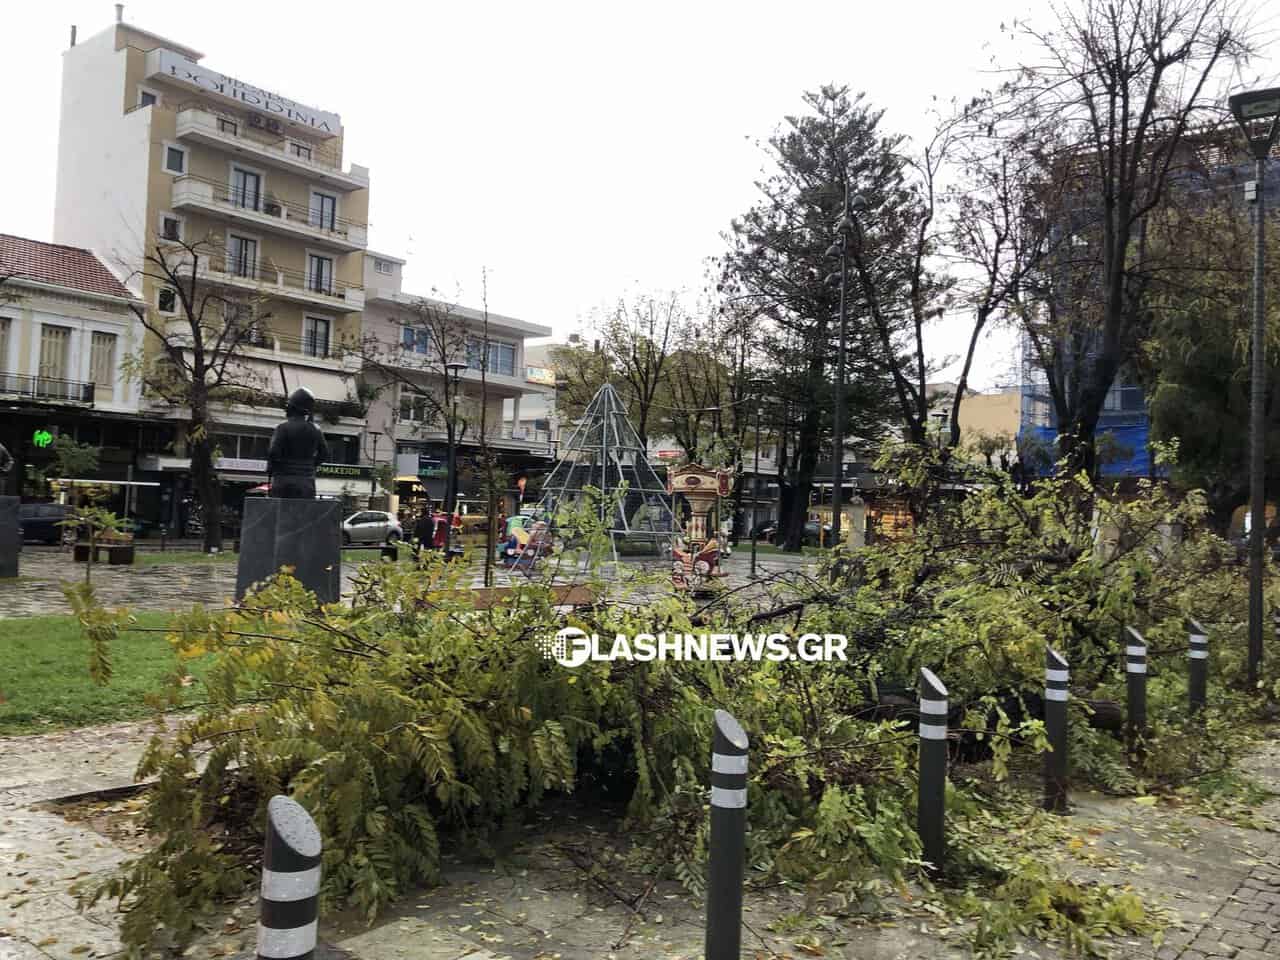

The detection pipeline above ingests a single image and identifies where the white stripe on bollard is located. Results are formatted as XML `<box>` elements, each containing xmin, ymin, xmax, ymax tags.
<box><xmin>712</xmin><ymin>753</ymin><xmax>748</xmax><ymax>775</ymax></box>
<box><xmin>1125</xmin><ymin>645</ymin><xmax>1145</xmax><ymax>656</ymax></box>
<box><xmin>919</xmin><ymin>724</ymin><xmax>948</xmax><ymax>740</ymax></box>
<box><xmin>1126</xmin><ymin>662</ymin><xmax>1148</xmax><ymax>674</ymax></box>
<box><xmin>257</xmin><ymin>921</ymin><xmax>319</xmax><ymax>959</ymax></box>
<box><xmin>1188</xmin><ymin>650</ymin><xmax>1209</xmax><ymax>660</ymax></box>
<box><xmin>1046</xmin><ymin>669</ymin><xmax>1068</xmax><ymax>682</ymax></box>
<box><xmin>710</xmin><ymin>786</ymin><xmax>747</xmax><ymax>809</ymax></box>
<box><xmin>1045</xmin><ymin>688</ymin><xmax>1068</xmax><ymax>701</ymax></box>
<box><xmin>919</xmin><ymin>698</ymin><xmax>948</xmax><ymax>714</ymax></box>
<box><xmin>260</xmin><ymin>867</ymin><xmax>321</xmax><ymax>902</ymax></box>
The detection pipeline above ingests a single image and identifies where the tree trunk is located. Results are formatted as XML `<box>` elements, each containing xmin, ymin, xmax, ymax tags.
<box><xmin>782</xmin><ymin>403</ymin><xmax>821</xmax><ymax>552</ymax></box>
<box><xmin>189</xmin><ymin>422</ymin><xmax>223</xmax><ymax>553</ymax></box>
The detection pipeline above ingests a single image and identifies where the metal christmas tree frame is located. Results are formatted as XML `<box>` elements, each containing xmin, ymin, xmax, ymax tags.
<box><xmin>536</xmin><ymin>383</ymin><xmax>679</xmax><ymax>557</ymax></box>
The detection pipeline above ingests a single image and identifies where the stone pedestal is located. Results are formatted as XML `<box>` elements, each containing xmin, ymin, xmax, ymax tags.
<box><xmin>0</xmin><ymin>497</ymin><xmax>18</xmax><ymax>578</ymax></box>
<box><xmin>235</xmin><ymin>498</ymin><xmax>341</xmax><ymax>604</ymax></box>
<box><xmin>849</xmin><ymin>496</ymin><xmax>867</xmax><ymax>549</ymax></box>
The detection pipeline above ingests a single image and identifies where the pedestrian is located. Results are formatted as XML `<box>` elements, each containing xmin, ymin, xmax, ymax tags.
<box><xmin>412</xmin><ymin>508</ymin><xmax>433</xmax><ymax>559</ymax></box>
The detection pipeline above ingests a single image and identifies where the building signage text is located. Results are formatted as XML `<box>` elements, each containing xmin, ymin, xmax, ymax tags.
<box><xmin>153</xmin><ymin>50</ymin><xmax>341</xmax><ymax>133</ymax></box>
<box><xmin>32</xmin><ymin>429</ymin><xmax>54</xmax><ymax>449</ymax></box>
<box><xmin>525</xmin><ymin>366</ymin><xmax>557</xmax><ymax>386</ymax></box>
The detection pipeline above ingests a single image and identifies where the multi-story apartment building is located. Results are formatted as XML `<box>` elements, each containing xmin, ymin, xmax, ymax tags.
<box><xmin>359</xmin><ymin>252</ymin><xmax>555</xmax><ymax>514</ymax></box>
<box><xmin>52</xmin><ymin>13</ymin><xmax>371</xmax><ymax>526</ymax></box>
<box><xmin>0</xmin><ymin>234</ymin><xmax>160</xmax><ymax>515</ymax></box>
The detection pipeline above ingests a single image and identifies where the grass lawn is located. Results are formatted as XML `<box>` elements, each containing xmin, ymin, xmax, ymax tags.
<box><xmin>135</xmin><ymin>547</ymin><xmax>410</xmax><ymax>567</ymax></box>
<box><xmin>0</xmin><ymin>611</ymin><xmax>204</xmax><ymax>734</ymax></box>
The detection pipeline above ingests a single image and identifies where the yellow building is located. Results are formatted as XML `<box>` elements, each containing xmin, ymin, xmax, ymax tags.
<box><xmin>52</xmin><ymin>11</ymin><xmax>371</xmax><ymax>506</ymax></box>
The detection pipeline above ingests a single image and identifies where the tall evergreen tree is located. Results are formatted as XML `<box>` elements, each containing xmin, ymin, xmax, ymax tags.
<box><xmin>720</xmin><ymin>86</ymin><xmax>903</xmax><ymax>550</ymax></box>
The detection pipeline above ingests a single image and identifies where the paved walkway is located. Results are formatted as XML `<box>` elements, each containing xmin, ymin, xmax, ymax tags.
<box><xmin>1</xmin><ymin>716</ymin><xmax>1277</xmax><ymax>959</ymax></box>
<box><xmin>0</xmin><ymin>548</ymin><xmax>816</xmax><ymax>619</ymax></box>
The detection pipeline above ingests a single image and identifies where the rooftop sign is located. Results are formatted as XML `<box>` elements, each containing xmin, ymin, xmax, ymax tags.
<box><xmin>151</xmin><ymin>49</ymin><xmax>341</xmax><ymax>135</ymax></box>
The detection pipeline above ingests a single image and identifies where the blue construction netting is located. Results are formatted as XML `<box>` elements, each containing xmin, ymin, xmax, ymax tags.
<box><xmin>1019</xmin><ymin>422</ymin><xmax>1156</xmax><ymax>477</ymax></box>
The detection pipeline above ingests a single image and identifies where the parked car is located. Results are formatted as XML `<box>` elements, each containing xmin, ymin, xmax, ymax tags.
<box><xmin>342</xmin><ymin>510</ymin><xmax>403</xmax><ymax>545</ymax></box>
<box><xmin>19</xmin><ymin>503</ymin><xmax>70</xmax><ymax>544</ymax></box>
<box><xmin>748</xmin><ymin>520</ymin><xmax>778</xmax><ymax>543</ymax></box>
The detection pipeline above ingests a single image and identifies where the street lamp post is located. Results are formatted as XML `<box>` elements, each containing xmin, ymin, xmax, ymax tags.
<box><xmin>367</xmin><ymin>430</ymin><xmax>382</xmax><ymax>499</ymax></box>
<box><xmin>1229</xmin><ymin>87</ymin><xmax>1280</xmax><ymax>689</ymax></box>
<box><xmin>825</xmin><ymin>182</ymin><xmax>852</xmax><ymax>546</ymax></box>
<box><xmin>444</xmin><ymin>361</ymin><xmax>467</xmax><ymax>554</ymax></box>
<box><xmin>751</xmin><ymin>400</ymin><xmax>762</xmax><ymax>578</ymax></box>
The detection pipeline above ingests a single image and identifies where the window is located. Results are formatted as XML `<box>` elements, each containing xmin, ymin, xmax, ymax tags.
<box><xmin>158</xmin><ymin>288</ymin><xmax>177</xmax><ymax>314</ymax></box>
<box><xmin>139</xmin><ymin>90</ymin><xmax>157</xmax><ymax>107</ymax></box>
<box><xmin>307</xmin><ymin>254</ymin><xmax>334</xmax><ymax>294</ymax></box>
<box><xmin>90</xmin><ymin>332</ymin><xmax>117</xmax><ymax>402</ymax></box>
<box><xmin>399</xmin><ymin>390</ymin><xmax>432</xmax><ymax>423</ymax></box>
<box><xmin>228</xmin><ymin>234</ymin><xmax>258</xmax><ymax>278</ymax></box>
<box><xmin>375</xmin><ymin>258</ymin><xmax>393</xmax><ymax>275</ymax></box>
<box><xmin>164</xmin><ymin>145</ymin><xmax>186</xmax><ymax>174</ymax></box>
<box><xmin>218</xmin><ymin>117</ymin><xmax>238</xmax><ymax>136</ymax></box>
<box><xmin>489</xmin><ymin>341</ymin><xmax>516</xmax><ymax>377</ymax></box>
<box><xmin>401</xmin><ymin>326</ymin><xmax>431</xmax><ymax>355</ymax></box>
<box><xmin>161</xmin><ymin>215</ymin><xmax>181</xmax><ymax>241</ymax></box>
<box><xmin>303</xmin><ymin>316</ymin><xmax>331</xmax><ymax>358</ymax></box>
<box><xmin>1103</xmin><ymin>386</ymin><xmax>1122</xmax><ymax>412</ymax></box>
<box><xmin>291</xmin><ymin>142</ymin><xmax>312</xmax><ymax>161</ymax></box>
<box><xmin>39</xmin><ymin>325</ymin><xmax>71</xmax><ymax>383</ymax></box>
<box><xmin>230</xmin><ymin>167</ymin><xmax>261</xmax><ymax>210</ymax></box>
<box><xmin>0</xmin><ymin>318</ymin><xmax>10</xmax><ymax>373</ymax></box>
<box><xmin>310</xmin><ymin>192</ymin><xmax>337</xmax><ymax>230</ymax></box>
<box><xmin>466</xmin><ymin>338</ymin><xmax>515</xmax><ymax>376</ymax></box>
<box><xmin>241</xmin><ymin>434</ymin><xmax>270</xmax><ymax>461</ymax></box>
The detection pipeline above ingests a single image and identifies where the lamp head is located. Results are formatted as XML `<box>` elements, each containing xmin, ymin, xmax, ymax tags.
<box><xmin>1229</xmin><ymin>87</ymin><xmax>1280</xmax><ymax>160</ymax></box>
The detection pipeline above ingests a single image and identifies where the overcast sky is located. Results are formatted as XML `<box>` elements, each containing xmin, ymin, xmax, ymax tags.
<box><xmin>5</xmin><ymin>1</ymin><xmax>1276</xmax><ymax>389</ymax></box>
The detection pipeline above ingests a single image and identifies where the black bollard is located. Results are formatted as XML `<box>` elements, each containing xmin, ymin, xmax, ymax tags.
<box><xmin>1188</xmin><ymin>617</ymin><xmax>1209</xmax><ymax>716</ymax></box>
<box><xmin>705</xmin><ymin>709</ymin><xmax>749</xmax><ymax>960</ymax></box>
<box><xmin>257</xmin><ymin>795</ymin><xmax>322</xmax><ymax>960</ymax></box>
<box><xmin>917</xmin><ymin>667</ymin><xmax>948</xmax><ymax>874</ymax></box>
<box><xmin>1124</xmin><ymin>626</ymin><xmax>1148</xmax><ymax>755</ymax></box>
<box><xmin>1044</xmin><ymin>647</ymin><xmax>1070</xmax><ymax>813</ymax></box>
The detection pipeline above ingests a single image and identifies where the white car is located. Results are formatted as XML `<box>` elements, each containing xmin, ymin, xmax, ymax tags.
<box><xmin>342</xmin><ymin>510</ymin><xmax>403</xmax><ymax>545</ymax></box>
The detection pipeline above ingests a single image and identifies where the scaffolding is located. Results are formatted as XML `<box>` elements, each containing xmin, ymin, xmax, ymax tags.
<box><xmin>535</xmin><ymin>383</ymin><xmax>680</xmax><ymax>557</ymax></box>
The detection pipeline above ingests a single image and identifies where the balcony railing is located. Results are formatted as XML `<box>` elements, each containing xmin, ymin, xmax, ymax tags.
<box><xmin>204</xmin><ymin>257</ymin><xmax>364</xmax><ymax>309</ymax></box>
<box><xmin>172</xmin><ymin>175</ymin><xmax>368</xmax><ymax>248</ymax></box>
<box><xmin>176</xmin><ymin>103</ymin><xmax>351</xmax><ymax>174</ymax></box>
<box><xmin>0</xmin><ymin>371</ymin><xmax>95</xmax><ymax>404</ymax></box>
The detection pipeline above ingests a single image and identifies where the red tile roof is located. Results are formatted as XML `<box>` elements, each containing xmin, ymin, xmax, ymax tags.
<box><xmin>0</xmin><ymin>234</ymin><xmax>134</xmax><ymax>301</ymax></box>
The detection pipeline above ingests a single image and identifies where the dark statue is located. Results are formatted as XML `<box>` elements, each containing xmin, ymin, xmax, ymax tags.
<box><xmin>0</xmin><ymin>441</ymin><xmax>12</xmax><ymax>495</ymax></box>
<box><xmin>268</xmin><ymin>388</ymin><xmax>328</xmax><ymax>499</ymax></box>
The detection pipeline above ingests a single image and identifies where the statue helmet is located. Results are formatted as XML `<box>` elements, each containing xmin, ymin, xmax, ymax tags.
<box><xmin>286</xmin><ymin>387</ymin><xmax>316</xmax><ymax>416</ymax></box>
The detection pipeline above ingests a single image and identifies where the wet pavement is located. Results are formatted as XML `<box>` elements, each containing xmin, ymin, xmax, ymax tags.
<box><xmin>1</xmin><ymin>716</ymin><xmax>1278</xmax><ymax>959</ymax></box>
<box><xmin>0</xmin><ymin>547</ymin><xmax>817</xmax><ymax>619</ymax></box>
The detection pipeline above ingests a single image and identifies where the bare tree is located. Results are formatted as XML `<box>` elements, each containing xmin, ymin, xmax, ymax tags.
<box><xmin>123</xmin><ymin>236</ymin><xmax>275</xmax><ymax>552</ymax></box>
<box><xmin>356</xmin><ymin>297</ymin><xmax>477</xmax><ymax>516</ymax></box>
<box><xmin>992</xmin><ymin>0</ymin><xmax>1253</xmax><ymax>475</ymax></box>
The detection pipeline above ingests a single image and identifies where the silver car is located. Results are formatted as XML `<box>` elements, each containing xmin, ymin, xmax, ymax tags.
<box><xmin>342</xmin><ymin>510</ymin><xmax>403</xmax><ymax>544</ymax></box>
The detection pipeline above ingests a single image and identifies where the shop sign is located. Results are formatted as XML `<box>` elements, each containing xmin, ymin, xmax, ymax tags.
<box><xmin>215</xmin><ymin>457</ymin><xmax>267</xmax><ymax>473</ymax></box>
<box><xmin>316</xmin><ymin>462</ymin><xmax>373</xmax><ymax>480</ymax></box>
<box><xmin>32</xmin><ymin>429</ymin><xmax>54</xmax><ymax>449</ymax></box>
<box><xmin>525</xmin><ymin>366</ymin><xmax>557</xmax><ymax>386</ymax></box>
<box><xmin>656</xmin><ymin>450</ymin><xmax>682</xmax><ymax>460</ymax></box>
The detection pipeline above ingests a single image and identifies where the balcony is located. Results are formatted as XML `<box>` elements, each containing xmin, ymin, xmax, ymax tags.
<box><xmin>0</xmin><ymin>372</ymin><xmax>95</xmax><ymax>405</ymax></box>
<box><xmin>198</xmin><ymin>258</ymin><xmax>364</xmax><ymax>313</ymax></box>
<box><xmin>175</xmin><ymin>107</ymin><xmax>369</xmax><ymax>192</ymax></box>
<box><xmin>171</xmin><ymin>176</ymin><xmax>368</xmax><ymax>252</ymax></box>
